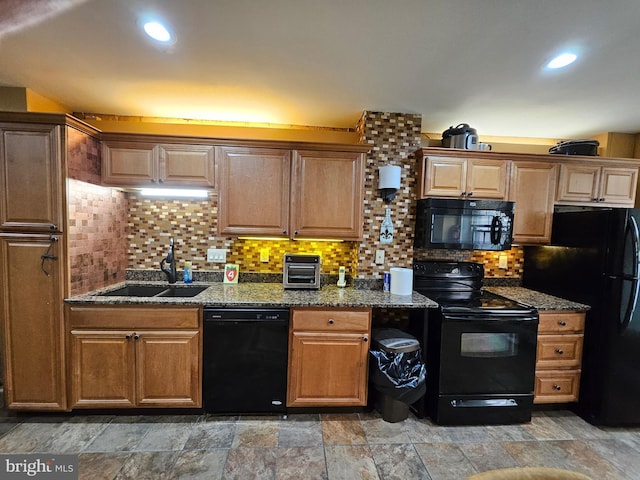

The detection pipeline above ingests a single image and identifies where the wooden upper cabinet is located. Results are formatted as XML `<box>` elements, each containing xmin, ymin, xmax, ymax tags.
<box><xmin>102</xmin><ymin>141</ymin><xmax>215</xmax><ymax>187</ymax></box>
<box><xmin>102</xmin><ymin>141</ymin><xmax>157</xmax><ymax>185</ymax></box>
<box><xmin>509</xmin><ymin>162</ymin><xmax>558</xmax><ymax>245</ymax></box>
<box><xmin>218</xmin><ymin>146</ymin><xmax>366</xmax><ymax>240</ymax></box>
<box><xmin>467</xmin><ymin>159</ymin><xmax>510</xmax><ymax>199</ymax></box>
<box><xmin>217</xmin><ymin>146</ymin><xmax>291</xmax><ymax>237</ymax></box>
<box><xmin>0</xmin><ymin>123</ymin><xmax>63</xmax><ymax>232</ymax></box>
<box><xmin>421</xmin><ymin>156</ymin><xmax>466</xmax><ymax>197</ymax></box>
<box><xmin>291</xmin><ymin>150</ymin><xmax>365</xmax><ymax>240</ymax></box>
<box><xmin>158</xmin><ymin>144</ymin><xmax>215</xmax><ymax>187</ymax></box>
<box><xmin>420</xmin><ymin>156</ymin><xmax>508</xmax><ymax>199</ymax></box>
<box><xmin>556</xmin><ymin>163</ymin><xmax>637</xmax><ymax>207</ymax></box>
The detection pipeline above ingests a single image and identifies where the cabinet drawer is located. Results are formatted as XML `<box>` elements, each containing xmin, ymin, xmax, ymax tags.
<box><xmin>291</xmin><ymin>308</ymin><xmax>371</xmax><ymax>332</ymax></box>
<box><xmin>68</xmin><ymin>306</ymin><xmax>201</xmax><ymax>329</ymax></box>
<box><xmin>538</xmin><ymin>312</ymin><xmax>585</xmax><ymax>334</ymax></box>
<box><xmin>536</xmin><ymin>334</ymin><xmax>583</xmax><ymax>368</ymax></box>
<box><xmin>534</xmin><ymin>369</ymin><xmax>581</xmax><ymax>404</ymax></box>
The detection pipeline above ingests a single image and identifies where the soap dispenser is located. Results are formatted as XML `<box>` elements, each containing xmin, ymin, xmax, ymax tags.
<box><xmin>183</xmin><ymin>261</ymin><xmax>193</xmax><ymax>284</ymax></box>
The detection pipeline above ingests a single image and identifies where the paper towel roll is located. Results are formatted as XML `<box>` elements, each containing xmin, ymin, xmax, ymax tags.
<box><xmin>390</xmin><ymin>267</ymin><xmax>413</xmax><ymax>295</ymax></box>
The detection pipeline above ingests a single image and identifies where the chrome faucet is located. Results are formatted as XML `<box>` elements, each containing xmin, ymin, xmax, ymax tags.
<box><xmin>160</xmin><ymin>237</ymin><xmax>177</xmax><ymax>284</ymax></box>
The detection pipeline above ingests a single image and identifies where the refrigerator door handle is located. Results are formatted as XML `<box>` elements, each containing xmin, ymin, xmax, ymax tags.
<box><xmin>620</xmin><ymin>215</ymin><xmax>640</xmax><ymax>331</ymax></box>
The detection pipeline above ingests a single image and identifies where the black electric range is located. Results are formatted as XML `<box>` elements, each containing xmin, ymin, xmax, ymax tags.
<box><xmin>412</xmin><ymin>260</ymin><xmax>539</xmax><ymax>425</ymax></box>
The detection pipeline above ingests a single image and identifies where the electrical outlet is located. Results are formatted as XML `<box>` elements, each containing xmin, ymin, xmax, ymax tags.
<box><xmin>498</xmin><ymin>254</ymin><xmax>508</xmax><ymax>269</ymax></box>
<box><xmin>260</xmin><ymin>248</ymin><xmax>270</xmax><ymax>263</ymax></box>
<box><xmin>375</xmin><ymin>250</ymin><xmax>385</xmax><ymax>264</ymax></box>
<box><xmin>207</xmin><ymin>248</ymin><xmax>227</xmax><ymax>263</ymax></box>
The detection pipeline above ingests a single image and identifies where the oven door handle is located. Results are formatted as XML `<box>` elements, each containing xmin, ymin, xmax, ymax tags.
<box><xmin>442</xmin><ymin>314</ymin><xmax>539</xmax><ymax>323</ymax></box>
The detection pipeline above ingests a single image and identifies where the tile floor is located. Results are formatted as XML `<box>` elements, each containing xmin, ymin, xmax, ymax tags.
<box><xmin>0</xmin><ymin>408</ymin><xmax>638</xmax><ymax>479</ymax></box>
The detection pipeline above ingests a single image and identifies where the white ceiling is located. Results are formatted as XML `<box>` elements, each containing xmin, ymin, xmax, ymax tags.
<box><xmin>1</xmin><ymin>0</ymin><xmax>640</xmax><ymax>139</ymax></box>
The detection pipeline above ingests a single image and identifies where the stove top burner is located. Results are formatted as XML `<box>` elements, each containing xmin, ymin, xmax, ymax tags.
<box><xmin>437</xmin><ymin>290</ymin><xmax>536</xmax><ymax>316</ymax></box>
<box><xmin>413</xmin><ymin>260</ymin><xmax>536</xmax><ymax>316</ymax></box>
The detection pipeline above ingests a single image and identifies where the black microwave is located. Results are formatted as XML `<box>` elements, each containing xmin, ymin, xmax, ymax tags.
<box><xmin>414</xmin><ymin>198</ymin><xmax>514</xmax><ymax>251</ymax></box>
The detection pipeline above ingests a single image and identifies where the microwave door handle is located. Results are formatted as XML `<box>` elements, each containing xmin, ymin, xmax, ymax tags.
<box><xmin>490</xmin><ymin>216</ymin><xmax>502</xmax><ymax>244</ymax></box>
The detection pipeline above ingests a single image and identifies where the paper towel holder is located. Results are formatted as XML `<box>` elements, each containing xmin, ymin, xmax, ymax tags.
<box><xmin>378</xmin><ymin>165</ymin><xmax>401</xmax><ymax>203</ymax></box>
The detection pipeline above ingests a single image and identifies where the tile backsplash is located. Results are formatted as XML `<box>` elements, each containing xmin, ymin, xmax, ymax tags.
<box><xmin>67</xmin><ymin>179</ymin><xmax>128</xmax><ymax>295</ymax></box>
<box><xmin>126</xmin><ymin>193</ymin><xmax>356</xmax><ymax>275</ymax></box>
<box><xmin>66</xmin><ymin>127</ymin><xmax>128</xmax><ymax>295</ymax></box>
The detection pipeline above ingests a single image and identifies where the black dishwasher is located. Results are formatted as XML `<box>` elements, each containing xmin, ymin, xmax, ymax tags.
<box><xmin>203</xmin><ymin>308</ymin><xmax>289</xmax><ymax>414</ymax></box>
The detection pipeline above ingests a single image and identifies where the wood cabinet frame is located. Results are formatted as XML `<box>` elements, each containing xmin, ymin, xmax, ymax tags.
<box><xmin>67</xmin><ymin>305</ymin><xmax>202</xmax><ymax>409</ymax></box>
<box><xmin>534</xmin><ymin>311</ymin><xmax>585</xmax><ymax>404</ymax></box>
<box><xmin>287</xmin><ymin>307</ymin><xmax>371</xmax><ymax>407</ymax></box>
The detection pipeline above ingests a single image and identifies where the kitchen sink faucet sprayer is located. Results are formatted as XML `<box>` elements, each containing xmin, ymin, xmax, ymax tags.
<box><xmin>160</xmin><ymin>237</ymin><xmax>177</xmax><ymax>284</ymax></box>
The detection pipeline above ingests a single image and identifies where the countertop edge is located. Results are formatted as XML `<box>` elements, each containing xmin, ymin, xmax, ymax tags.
<box><xmin>65</xmin><ymin>282</ymin><xmax>439</xmax><ymax>309</ymax></box>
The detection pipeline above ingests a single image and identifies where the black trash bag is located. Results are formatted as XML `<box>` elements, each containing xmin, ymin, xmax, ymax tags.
<box><xmin>369</xmin><ymin>348</ymin><xmax>426</xmax><ymax>405</ymax></box>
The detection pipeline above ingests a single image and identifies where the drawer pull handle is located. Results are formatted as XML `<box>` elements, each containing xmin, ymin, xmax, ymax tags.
<box><xmin>553</xmin><ymin>384</ymin><xmax>562</xmax><ymax>391</ymax></box>
<box><xmin>558</xmin><ymin>321</ymin><xmax>567</xmax><ymax>326</ymax></box>
<box><xmin>328</xmin><ymin>319</ymin><xmax>335</xmax><ymax>325</ymax></box>
<box><xmin>555</xmin><ymin>348</ymin><xmax>564</xmax><ymax>355</ymax></box>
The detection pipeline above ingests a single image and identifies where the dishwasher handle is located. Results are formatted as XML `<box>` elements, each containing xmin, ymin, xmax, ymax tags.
<box><xmin>204</xmin><ymin>308</ymin><xmax>290</xmax><ymax>323</ymax></box>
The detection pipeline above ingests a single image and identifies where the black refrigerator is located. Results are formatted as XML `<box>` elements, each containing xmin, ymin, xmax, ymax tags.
<box><xmin>523</xmin><ymin>207</ymin><xmax>640</xmax><ymax>426</ymax></box>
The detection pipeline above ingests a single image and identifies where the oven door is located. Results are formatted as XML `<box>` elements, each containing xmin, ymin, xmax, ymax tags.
<box><xmin>438</xmin><ymin>312</ymin><xmax>538</xmax><ymax>395</ymax></box>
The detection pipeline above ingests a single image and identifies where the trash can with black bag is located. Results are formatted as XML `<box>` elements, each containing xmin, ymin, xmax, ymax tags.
<box><xmin>370</xmin><ymin>328</ymin><xmax>426</xmax><ymax>423</ymax></box>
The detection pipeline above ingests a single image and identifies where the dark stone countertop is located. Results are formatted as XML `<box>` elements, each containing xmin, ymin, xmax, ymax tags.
<box><xmin>485</xmin><ymin>286</ymin><xmax>590</xmax><ymax>311</ymax></box>
<box><xmin>66</xmin><ymin>281</ymin><xmax>438</xmax><ymax>309</ymax></box>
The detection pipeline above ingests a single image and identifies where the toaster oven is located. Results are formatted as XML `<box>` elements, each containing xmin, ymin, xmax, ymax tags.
<box><xmin>283</xmin><ymin>254</ymin><xmax>321</xmax><ymax>289</ymax></box>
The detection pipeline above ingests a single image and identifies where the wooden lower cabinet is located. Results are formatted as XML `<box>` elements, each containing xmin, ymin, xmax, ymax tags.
<box><xmin>0</xmin><ymin>234</ymin><xmax>67</xmax><ymax>410</ymax></box>
<box><xmin>287</xmin><ymin>308</ymin><xmax>371</xmax><ymax>407</ymax></box>
<box><xmin>534</xmin><ymin>311</ymin><xmax>585</xmax><ymax>404</ymax></box>
<box><xmin>68</xmin><ymin>305</ymin><xmax>202</xmax><ymax>408</ymax></box>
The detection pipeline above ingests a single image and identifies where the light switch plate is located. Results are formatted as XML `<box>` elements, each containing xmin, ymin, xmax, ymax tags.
<box><xmin>207</xmin><ymin>248</ymin><xmax>227</xmax><ymax>263</ymax></box>
<box><xmin>260</xmin><ymin>248</ymin><xmax>270</xmax><ymax>263</ymax></box>
<box><xmin>498</xmin><ymin>254</ymin><xmax>508</xmax><ymax>269</ymax></box>
<box><xmin>375</xmin><ymin>250</ymin><xmax>385</xmax><ymax>264</ymax></box>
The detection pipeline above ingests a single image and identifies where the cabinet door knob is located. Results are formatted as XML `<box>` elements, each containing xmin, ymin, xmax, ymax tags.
<box><xmin>125</xmin><ymin>334</ymin><xmax>132</xmax><ymax>340</ymax></box>
<box><xmin>282</xmin><ymin>229</ymin><xmax>287</xmax><ymax>235</ymax></box>
<box><xmin>558</xmin><ymin>321</ymin><xmax>567</xmax><ymax>326</ymax></box>
<box><xmin>49</xmin><ymin>224</ymin><xmax>57</xmax><ymax>231</ymax></box>
<box><xmin>294</xmin><ymin>230</ymin><xmax>298</xmax><ymax>236</ymax></box>
<box><xmin>158</xmin><ymin>178</ymin><xmax>164</xmax><ymax>183</ymax></box>
<box><xmin>150</xmin><ymin>178</ymin><xmax>157</xmax><ymax>183</ymax></box>
<box><xmin>599</xmin><ymin>198</ymin><xmax>605</xmax><ymax>202</ymax></box>
<box><xmin>467</xmin><ymin>191</ymin><xmax>473</xmax><ymax>197</ymax></box>
<box><xmin>133</xmin><ymin>334</ymin><xmax>140</xmax><ymax>340</ymax></box>
<box><xmin>553</xmin><ymin>384</ymin><xmax>562</xmax><ymax>391</ymax></box>
<box><xmin>328</xmin><ymin>319</ymin><xmax>335</xmax><ymax>325</ymax></box>
<box><xmin>363</xmin><ymin>336</ymin><xmax>368</xmax><ymax>343</ymax></box>
<box><xmin>461</xmin><ymin>191</ymin><xmax>466</xmax><ymax>196</ymax></box>
<box><xmin>555</xmin><ymin>348</ymin><xmax>564</xmax><ymax>355</ymax></box>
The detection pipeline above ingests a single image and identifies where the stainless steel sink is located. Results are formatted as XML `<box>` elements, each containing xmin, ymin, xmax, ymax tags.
<box><xmin>99</xmin><ymin>285</ymin><xmax>208</xmax><ymax>298</ymax></box>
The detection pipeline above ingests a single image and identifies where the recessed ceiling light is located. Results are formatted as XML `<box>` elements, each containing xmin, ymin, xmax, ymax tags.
<box><xmin>547</xmin><ymin>52</ymin><xmax>577</xmax><ymax>69</ymax></box>
<box><xmin>143</xmin><ymin>21</ymin><xmax>172</xmax><ymax>43</ymax></box>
